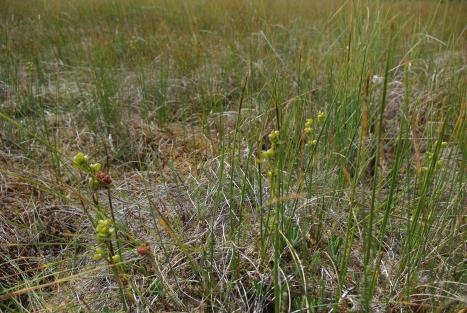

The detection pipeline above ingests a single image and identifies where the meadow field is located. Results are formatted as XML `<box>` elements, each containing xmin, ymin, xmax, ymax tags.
<box><xmin>0</xmin><ymin>0</ymin><xmax>465</xmax><ymax>312</ymax></box>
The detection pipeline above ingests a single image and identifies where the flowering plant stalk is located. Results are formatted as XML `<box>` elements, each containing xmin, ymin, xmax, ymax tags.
<box><xmin>73</xmin><ymin>152</ymin><xmax>130</xmax><ymax>311</ymax></box>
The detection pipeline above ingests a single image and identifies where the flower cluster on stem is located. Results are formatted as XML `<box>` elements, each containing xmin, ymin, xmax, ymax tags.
<box><xmin>304</xmin><ymin>111</ymin><xmax>325</xmax><ymax>147</ymax></box>
<box><xmin>73</xmin><ymin>152</ymin><xmax>112</xmax><ymax>190</ymax></box>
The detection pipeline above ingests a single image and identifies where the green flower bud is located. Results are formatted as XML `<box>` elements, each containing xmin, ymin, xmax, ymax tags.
<box><xmin>111</xmin><ymin>255</ymin><xmax>121</xmax><ymax>263</ymax></box>
<box><xmin>90</xmin><ymin>162</ymin><xmax>102</xmax><ymax>173</ymax></box>
<box><xmin>88</xmin><ymin>177</ymin><xmax>99</xmax><ymax>189</ymax></box>
<box><xmin>268</xmin><ymin>130</ymin><xmax>280</xmax><ymax>143</ymax></box>
<box><xmin>96</xmin><ymin>223</ymin><xmax>106</xmax><ymax>233</ymax></box>
<box><xmin>97</xmin><ymin>233</ymin><xmax>108</xmax><ymax>240</ymax></box>
<box><xmin>73</xmin><ymin>152</ymin><xmax>89</xmax><ymax>166</ymax></box>
<box><xmin>305</xmin><ymin>118</ymin><xmax>313</xmax><ymax>128</ymax></box>
<box><xmin>261</xmin><ymin>148</ymin><xmax>275</xmax><ymax>159</ymax></box>
<box><xmin>93</xmin><ymin>253</ymin><xmax>103</xmax><ymax>261</ymax></box>
<box><xmin>98</xmin><ymin>219</ymin><xmax>111</xmax><ymax>227</ymax></box>
<box><xmin>307</xmin><ymin>139</ymin><xmax>317</xmax><ymax>146</ymax></box>
<box><xmin>317</xmin><ymin>111</ymin><xmax>325</xmax><ymax>123</ymax></box>
<box><xmin>304</xmin><ymin>127</ymin><xmax>312</xmax><ymax>135</ymax></box>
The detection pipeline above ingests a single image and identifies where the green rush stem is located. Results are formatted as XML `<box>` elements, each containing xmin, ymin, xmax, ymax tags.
<box><xmin>257</xmin><ymin>160</ymin><xmax>265</xmax><ymax>264</ymax></box>
<box><xmin>399</xmin><ymin>116</ymin><xmax>449</xmax><ymax>283</ymax></box>
<box><xmin>366</xmin><ymin>127</ymin><xmax>404</xmax><ymax>303</ymax></box>
<box><xmin>228</xmin><ymin>76</ymin><xmax>247</xmax><ymax>238</ymax></box>
<box><xmin>363</xmin><ymin>24</ymin><xmax>394</xmax><ymax>310</ymax></box>
<box><xmin>107</xmin><ymin>188</ymin><xmax>122</xmax><ymax>256</ymax></box>
<box><xmin>272</xmin><ymin>170</ymin><xmax>281</xmax><ymax>313</ymax></box>
<box><xmin>107</xmin><ymin>239</ymin><xmax>129</xmax><ymax>312</ymax></box>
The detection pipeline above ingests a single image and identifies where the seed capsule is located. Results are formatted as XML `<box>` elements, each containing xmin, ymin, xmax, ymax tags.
<box><xmin>96</xmin><ymin>171</ymin><xmax>112</xmax><ymax>185</ymax></box>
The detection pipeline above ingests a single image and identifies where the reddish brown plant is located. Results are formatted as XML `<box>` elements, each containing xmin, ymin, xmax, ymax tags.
<box><xmin>96</xmin><ymin>171</ymin><xmax>112</xmax><ymax>185</ymax></box>
<box><xmin>136</xmin><ymin>243</ymin><xmax>151</xmax><ymax>256</ymax></box>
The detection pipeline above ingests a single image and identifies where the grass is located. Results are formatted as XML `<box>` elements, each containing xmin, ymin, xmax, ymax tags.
<box><xmin>0</xmin><ymin>0</ymin><xmax>465</xmax><ymax>312</ymax></box>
